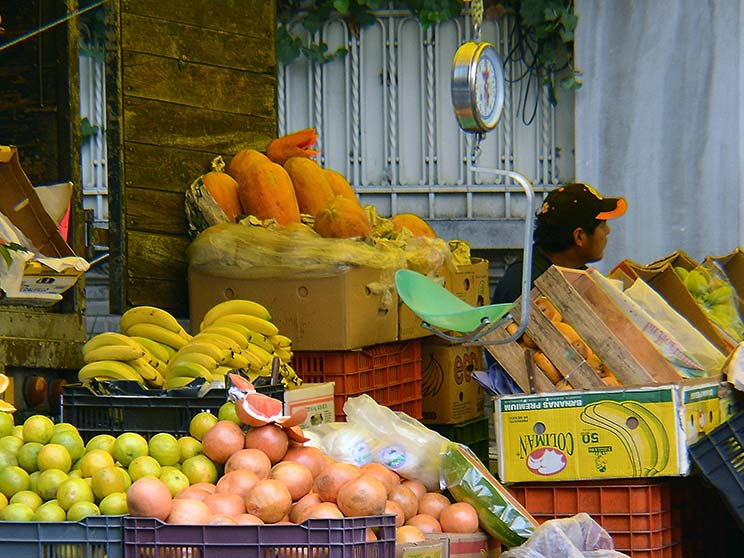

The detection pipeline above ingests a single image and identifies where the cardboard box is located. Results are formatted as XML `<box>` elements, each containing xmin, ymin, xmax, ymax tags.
<box><xmin>446</xmin><ymin>532</ymin><xmax>501</xmax><ymax>558</ymax></box>
<box><xmin>421</xmin><ymin>338</ymin><xmax>484</xmax><ymax>424</ymax></box>
<box><xmin>0</xmin><ymin>146</ymin><xmax>84</xmax><ymax>302</ymax></box>
<box><xmin>438</xmin><ymin>257</ymin><xmax>491</xmax><ymax>307</ymax></box>
<box><xmin>188</xmin><ymin>266</ymin><xmax>398</xmax><ymax>351</ymax></box>
<box><xmin>493</xmin><ymin>379</ymin><xmax>722</xmax><ymax>483</ymax></box>
<box><xmin>397</xmin><ymin>535</ymin><xmax>449</xmax><ymax>558</ymax></box>
<box><xmin>711</xmin><ymin>247</ymin><xmax>744</xmax><ymax>318</ymax></box>
<box><xmin>398</xmin><ymin>301</ymin><xmax>433</xmax><ymax>341</ymax></box>
<box><xmin>282</xmin><ymin>382</ymin><xmax>335</xmax><ymax>429</ymax></box>
<box><xmin>612</xmin><ymin>254</ymin><xmax>736</xmax><ymax>354</ymax></box>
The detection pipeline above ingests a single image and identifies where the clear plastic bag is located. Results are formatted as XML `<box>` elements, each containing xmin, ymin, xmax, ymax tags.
<box><xmin>501</xmin><ymin>513</ymin><xmax>630</xmax><ymax>558</ymax></box>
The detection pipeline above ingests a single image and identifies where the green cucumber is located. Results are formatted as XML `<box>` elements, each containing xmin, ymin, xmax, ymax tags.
<box><xmin>441</xmin><ymin>442</ymin><xmax>537</xmax><ymax>547</ymax></box>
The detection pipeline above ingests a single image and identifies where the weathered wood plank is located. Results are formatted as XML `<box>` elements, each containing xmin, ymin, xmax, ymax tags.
<box><xmin>121</xmin><ymin>0</ymin><xmax>275</xmax><ymax>40</ymax></box>
<box><xmin>121</xmin><ymin>13</ymin><xmax>275</xmax><ymax>74</ymax></box>
<box><xmin>125</xmin><ymin>187</ymin><xmax>188</xmax><ymax>236</ymax></box>
<box><xmin>127</xmin><ymin>277</ymin><xmax>189</xmax><ymax>317</ymax></box>
<box><xmin>123</xmin><ymin>143</ymin><xmax>218</xmax><ymax>193</ymax></box>
<box><xmin>123</xmin><ymin>96</ymin><xmax>276</xmax><ymax>154</ymax></box>
<box><xmin>127</xmin><ymin>230</ymin><xmax>189</xmax><ymax>282</ymax></box>
<box><xmin>122</xmin><ymin>52</ymin><xmax>275</xmax><ymax>116</ymax></box>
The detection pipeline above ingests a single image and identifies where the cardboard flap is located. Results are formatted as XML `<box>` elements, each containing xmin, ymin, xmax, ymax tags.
<box><xmin>0</xmin><ymin>146</ymin><xmax>74</xmax><ymax>257</ymax></box>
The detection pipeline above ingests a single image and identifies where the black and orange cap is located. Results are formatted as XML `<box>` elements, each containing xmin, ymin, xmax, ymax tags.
<box><xmin>537</xmin><ymin>182</ymin><xmax>627</xmax><ymax>228</ymax></box>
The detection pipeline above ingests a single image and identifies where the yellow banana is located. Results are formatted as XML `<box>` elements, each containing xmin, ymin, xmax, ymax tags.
<box><xmin>176</xmin><ymin>327</ymin><xmax>193</xmax><ymax>342</ymax></box>
<box><xmin>83</xmin><ymin>344</ymin><xmax>146</xmax><ymax>363</ymax></box>
<box><xmin>191</xmin><ymin>332</ymin><xmax>241</xmax><ymax>353</ymax></box>
<box><xmin>269</xmin><ymin>334</ymin><xmax>293</xmax><ymax>349</ymax></box>
<box><xmin>83</xmin><ymin>332</ymin><xmax>141</xmax><ymax>355</ymax></box>
<box><xmin>200</xmin><ymin>299</ymin><xmax>272</xmax><ymax>329</ymax></box>
<box><xmin>173</xmin><ymin>341</ymin><xmax>228</xmax><ymax>364</ymax></box>
<box><xmin>245</xmin><ymin>342</ymin><xmax>274</xmax><ymax>367</ymax></box>
<box><xmin>213</xmin><ymin>365</ymin><xmax>233</xmax><ymax>377</ymax></box>
<box><xmin>212</xmin><ymin>314</ymin><xmax>278</xmax><ymax>337</ymax></box>
<box><xmin>160</xmin><ymin>343</ymin><xmax>177</xmax><ymax>362</ymax></box>
<box><xmin>279</xmin><ymin>363</ymin><xmax>302</xmax><ymax>387</ymax></box>
<box><xmin>120</xmin><ymin>305</ymin><xmax>182</xmax><ymax>334</ymax></box>
<box><xmin>167</xmin><ymin>360</ymin><xmax>212</xmax><ymax>380</ymax></box>
<box><xmin>244</xmin><ymin>331</ymin><xmax>275</xmax><ymax>353</ymax></box>
<box><xmin>128</xmin><ymin>357</ymin><xmax>165</xmax><ymax>387</ymax></box>
<box><xmin>223</xmin><ymin>352</ymin><xmax>251</xmax><ymax>370</ymax></box>
<box><xmin>622</xmin><ymin>401</ymin><xmax>670</xmax><ymax>475</ymax></box>
<box><xmin>164</xmin><ymin>376</ymin><xmax>199</xmax><ymax>390</ymax></box>
<box><xmin>123</xmin><ymin>323</ymin><xmax>188</xmax><ymax>350</ymax></box>
<box><xmin>169</xmin><ymin>351</ymin><xmax>220</xmax><ymax>372</ymax></box>
<box><xmin>199</xmin><ymin>325</ymin><xmax>250</xmax><ymax>348</ymax></box>
<box><xmin>78</xmin><ymin>360</ymin><xmax>144</xmax><ymax>384</ymax></box>
<box><xmin>274</xmin><ymin>347</ymin><xmax>293</xmax><ymax>363</ymax></box>
<box><xmin>129</xmin><ymin>336</ymin><xmax>173</xmax><ymax>364</ymax></box>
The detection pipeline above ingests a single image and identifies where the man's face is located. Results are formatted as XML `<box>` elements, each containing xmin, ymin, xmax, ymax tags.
<box><xmin>579</xmin><ymin>221</ymin><xmax>611</xmax><ymax>263</ymax></box>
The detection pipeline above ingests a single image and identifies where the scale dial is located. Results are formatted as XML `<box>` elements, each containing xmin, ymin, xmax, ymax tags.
<box><xmin>451</xmin><ymin>42</ymin><xmax>505</xmax><ymax>133</ymax></box>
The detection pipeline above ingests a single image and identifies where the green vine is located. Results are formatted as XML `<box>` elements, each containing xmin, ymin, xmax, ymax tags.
<box><xmin>276</xmin><ymin>0</ymin><xmax>580</xmax><ymax>108</ymax></box>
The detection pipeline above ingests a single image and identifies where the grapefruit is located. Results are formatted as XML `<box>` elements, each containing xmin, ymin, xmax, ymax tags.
<box><xmin>56</xmin><ymin>478</ymin><xmax>95</xmax><ymax>511</ymax></box>
<box><xmin>177</xmin><ymin>436</ymin><xmax>203</xmax><ymax>461</ymax></box>
<box><xmin>36</xmin><ymin>468</ymin><xmax>68</xmax><ymax>501</ymax></box>
<box><xmin>218</xmin><ymin>401</ymin><xmax>242</xmax><ymax>426</ymax></box>
<box><xmin>112</xmin><ymin>432</ymin><xmax>149</xmax><ymax>467</ymax></box>
<box><xmin>202</xmin><ymin>420</ymin><xmax>244</xmax><ymax>464</ymax></box>
<box><xmin>50</xmin><ymin>429</ymin><xmax>85</xmax><ymax>461</ymax></box>
<box><xmin>99</xmin><ymin>491</ymin><xmax>128</xmax><ymax>515</ymax></box>
<box><xmin>91</xmin><ymin>465</ymin><xmax>127</xmax><ymax>500</ymax></box>
<box><xmin>22</xmin><ymin>415</ymin><xmax>55</xmax><ymax>444</ymax></box>
<box><xmin>159</xmin><ymin>467</ymin><xmax>190</xmax><ymax>497</ymax></box>
<box><xmin>79</xmin><ymin>449</ymin><xmax>115</xmax><ymax>477</ymax></box>
<box><xmin>127</xmin><ymin>477</ymin><xmax>173</xmax><ymax>520</ymax></box>
<box><xmin>17</xmin><ymin>442</ymin><xmax>43</xmax><ymax>473</ymax></box>
<box><xmin>244</xmin><ymin>479</ymin><xmax>292</xmax><ymax>524</ymax></box>
<box><xmin>37</xmin><ymin>443</ymin><xmax>72</xmax><ymax>473</ymax></box>
<box><xmin>85</xmin><ymin>434</ymin><xmax>117</xmax><ymax>455</ymax></box>
<box><xmin>0</xmin><ymin>465</ymin><xmax>31</xmax><ymax>498</ymax></box>
<box><xmin>0</xmin><ymin>412</ymin><xmax>14</xmax><ymax>437</ymax></box>
<box><xmin>148</xmin><ymin>433</ymin><xmax>181</xmax><ymax>466</ymax></box>
<box><xmin>181</xmin><ymin>455</ymin><xmax>218</xmax><ymax>485</ymax></box>
<box><xmin>67</xmin><ymin>500</ymin><xmax>101</xmax><ymax>521</ymax></box>
<box><xmin>10</xmin><ymin>489</ymin><xmax>43</xmax><ymax>511</ymax></box>
<box><xmin>1</xmin><ymin>502</ymin><xmax>34</xmax><ymax>521</ymax></box>
<box><xmin>128</xmin><ymin>455</ymin><xmax>162</xmax><ymax>481</ymax></box>
<box><xmin>33</xmin><ymin>500</ymin><xmax>67</xmax><ymax>522</ymax></box>
<box><xmin>189</xmin><ymin>412</ymin><xmax>218</xmax><ymax>441</ymax></box>
<box><xmin>243</xmin><ymin>424</ymin><xmax>288</xmax><ymax>464</ymax></box>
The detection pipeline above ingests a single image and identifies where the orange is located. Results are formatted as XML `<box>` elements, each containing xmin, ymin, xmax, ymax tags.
<box><xmin>0</xmin><ymin>411</ymin><xmax>14</xmax><ymax>437</ymax></box>
<box><xmin>0</xmin><ymin>502</ymin><xmax>34</xmax><ymax>521</ymax></box>
<box><xmin>56</xmin><ymin>477</ymin><xmax>94</xmax><ymax>511</ymax></box>
<box><xmin>79</xmin><ymin>449</ymin><xmax>115</xmax><ymax>478</ymax></box>
<box><xmin>84</xmin><ymin>434</ymin><xmax>116</xmax><ymax>455</ymax></box>
<box><xmin>17</xmin><ymin>442</ymin><xmax>43</xmax><ymax>473</ymax></box>
<box><xmin>181</xmin><ymin>455</ymin><xmax>218</xmax><ymax>485</ymax></box>
<box><xmin>112</xmin><ymin>432</ymin><xmax>149</xmax><ymax>467</ymax></box>
<box><xmin>36</xmin><ymin>468</ymin><xmax>68</xmax><ymax>501</ymax></box>
<box><xmin>128</xmin><ymin>455</ymin><xmax>162</xmax><ymax>481</ymax></box>
<box><xmin>0</xmin><ymin>465</ymin><xmax>31</xmax><ymax>498</ymax></box>
<box><xmin>159</xmin><ymin>466</ymin><xmax>190</xmax><ymax>497</ymax></box>
<box><xmin>52</xmin><ymin>422</ymin><xmax>79</xmax><ymax>435</ymax></box>
<box><xmin>22</xmin><ymin>415</ymin><xmax>55</xmax><ymax>444</ymax></box>
<box><xmin>0</xmin><ymin>434</ymin><xmax>23</xmax><ymax>456</ymax></box>
<box><xmin>99</xmin><ymin>491</ymin><xmax>128</xmax><ymax>515</ymax></box>
<box><xmin>37</xmin><ymin>443</ymin><xmax>72</xmax><ymax>473</ymax></box>
<box><xmin>50</xmin><ymin>429</ymin><xmax>85</xmax><ymax>461</ymax></box>
<box><xmin>117</xmin><ymin>466</ymin><xmax>132</xmax><ymax>490</ymax></box>
<box><xmin>0</xmin><ymin>449</ymin><xmax>18</xmax><ymax>468</ymax></box>
<box><xmin>66</xmin><ymin>500</ymin><xmax>100</xmax><ymax>521</ymax></box>
<box><xmin>10</xmin><ymin>489</ymin><xmax>43</xmax><ymax>511</ymax></box>
<box><xmin>91</xmin><ymin>465</ymin><xmax>127</xmax><ymax>500</ymax></box>
<box><xmin>148</xmin><ymin>433</ymin><xmax>180</xmax><ymax>466</ymax></box>
<box><xmin>189</xmin><ymin>412</ymin><xmax>218</xmax><ymax>441</ymax></box>
<box><xmin>177</xmin><ymin>436</ymin><xmax>203</xmax><ymax>462</ymax></box>
<box><xmin>32</xmin><ymin>500</ymin><xmax>67</xmax><ymax>521</ymax></box>
<box><xmin>218</xmin><ymin>401</ymin><xmax>242</xmax><ymax>426</ymax></box>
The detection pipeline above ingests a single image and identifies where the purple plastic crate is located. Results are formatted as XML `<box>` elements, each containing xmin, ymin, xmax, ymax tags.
<box><xmin>123</xmin><ymin>515</ymin><xmax>396</xmax><ymax>558</ymax></box>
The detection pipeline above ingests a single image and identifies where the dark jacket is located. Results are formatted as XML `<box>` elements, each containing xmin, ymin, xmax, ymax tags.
<box><xmin>491</xmin><ymin>247</ymin><xmax>553</xmax><ymax>303</ymax></box>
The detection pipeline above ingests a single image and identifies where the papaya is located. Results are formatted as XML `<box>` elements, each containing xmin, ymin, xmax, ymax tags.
<box><xmin>391</xmin><ymin>213</ymin><xmax>437</xmax><ymax>238</ymax></box>
<box><xmin>284</xmin><ymin>157</ymin><xmax>336</xmax><ymax>217</ymax></box>
<box><xmin>201</xmin><ymin>156</ymin><xmax>243</xmax><ymax>222</ymax></box>
<box><xmin>266</xmin><ymin>128</ymin><xmax>319</xmax><ymax>165</ymax></box>
<box><xmin>323</xmin><ymin>168</ymin><xmax>359</xmax><ymax>203</ymax></box>
<box><xmin>314</xmin><ymin>195</ymin><xmax>372</xmax><ymax>239</ymax></box>
<box><xmin>228</xmin><ymin>148</ymin><xmax>271</xmax><ymax>178</ymax></box>
<box><xmin>234</xmin><ymin>161</ymin><xmax>301</xmax><ymax>226</ymax></box>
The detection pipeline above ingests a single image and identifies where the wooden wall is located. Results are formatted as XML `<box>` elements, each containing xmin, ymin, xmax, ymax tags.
<box><xmin>106</xmin><ymin>0</ymin><xmax>277</xmax><ymax>317</ymax></box>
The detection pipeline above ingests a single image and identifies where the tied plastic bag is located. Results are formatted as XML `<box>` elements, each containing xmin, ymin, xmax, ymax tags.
<box><xmin>308</xmin><ymin>394</ymin><xmax>448</xmax><ymax>490</ymax></box>
<box><xmin>501</xmin><ymin>513</ymin><xmax>630</xmax><ymax>558</ymax></box>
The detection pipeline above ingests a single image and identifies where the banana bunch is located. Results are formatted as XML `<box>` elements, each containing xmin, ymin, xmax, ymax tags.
<box><xmin>120</xmin><ymin>305</ymin><xmax>193</xmax><ymax>353</ymax></box>
<box><xmin>580</xmin><ymin>399</ymin><xmax>670</xmax><ymax>477</ymax></box>
<box><xmin>79</xmin><ymin>332</ymin><xmax>166</xmax><ymax>388</ymax></box>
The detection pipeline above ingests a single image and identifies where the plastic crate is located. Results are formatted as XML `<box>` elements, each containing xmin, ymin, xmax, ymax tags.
<box><xmin>292</xmin><ymin>340</ymin><xmax>423</xmax><ymax>421</ymax></box>
<box><xmin>61</xmin><ymin>383</ymin><xmax>284</xmax><ymax>441</ymax></box>
<box><xmin>123</xmin><ymin>514</ymin><xmax>396</xmax><ymax>558</ymax></box>
<box><xmin>429</xmin><ymin>415</ymin><xmax>489</xmax><ymax>464</ymax></box>
<box><xmin>508</xmin><ymin>479</ymin><xmax>680</xmax><ymax>558</ymax></box>
<box><xmin>0</xmin><ymin>515</ymin><xmax>123</xmax><ymax>558</ymax></box>
<box><xmin>688</xmin><ymin>410</ymin><xmax>744</xmax><ymax>531</ymax></box>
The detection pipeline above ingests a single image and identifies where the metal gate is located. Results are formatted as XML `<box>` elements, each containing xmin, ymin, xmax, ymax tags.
<box><xmin>278</xmin><ymin>10</ymin><xmax>575</xmax><ymax>249</ymax></box>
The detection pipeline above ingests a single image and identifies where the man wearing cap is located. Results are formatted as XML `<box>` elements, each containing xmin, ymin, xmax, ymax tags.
<box><xmin>492</xmin><ymin>182</ymin><xmax>627</xmax><ymax>303</ymax></box>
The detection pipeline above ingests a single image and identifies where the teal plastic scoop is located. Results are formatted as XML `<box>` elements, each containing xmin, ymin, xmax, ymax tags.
<box><xmin>395</xmin><ymin>269</ymin><xmax>513</xmax><ymax>334</ymax></box>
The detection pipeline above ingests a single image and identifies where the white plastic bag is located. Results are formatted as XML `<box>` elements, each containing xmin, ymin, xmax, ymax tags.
<box><xmin>501</xmin><ymin>513</ymin><xmax>630</xmax><ymax>558</ymax></box>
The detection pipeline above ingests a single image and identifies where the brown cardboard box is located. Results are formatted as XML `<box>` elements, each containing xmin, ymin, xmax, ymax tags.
<box><xmin>398</xmin><ymin>301</ymin><xmax>434</xmax><ymax>341</ymax></box>
<box><xmin>421</xmin><ymin>337</ymin><xmax>484</xmax><ymax>423</ymax></box>
<box><xmin>446</xmin><ymin>532</ymin><xmax>501</xmax><ymax>558</ymax></box>
<box><xmin>397</xmin><ymin>535</ymin><xmax>449</xmax><ymax>558</ymax></box>
<box><xmin>438</xmin><ymin>257</ymin><xmax>491</xmax><ymax>307</ymax></box>
<box><xmin>282</xmin><ymin>382</ymin><xmax>335</xmax><ymax>429</ymax></box>
<box><xmin>188</xmin><ymin>266</ymin><xmax>398</xmax><ymax>351</ymax></box>
<box><xmin>711</xmin><ymin>248</ymin><xmax>744</xmax><ymax>318</ymax></box>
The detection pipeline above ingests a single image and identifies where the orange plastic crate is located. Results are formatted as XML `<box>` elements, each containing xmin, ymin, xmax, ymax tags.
<box><xmin>292</xmin><ymin>339</ymin><xmax>422</xmax><ymax>421</ymax></box>
<box><xmin>508</xmin><ymin>479</ymin><xmax>681</xmax><ymax>558</ymax></box>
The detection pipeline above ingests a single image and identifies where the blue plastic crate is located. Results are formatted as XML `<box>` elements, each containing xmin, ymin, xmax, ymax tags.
<box><xmin>0</xmin><ymin>515</ymin><xmax>123</xmax><ymax>558</ymax></box>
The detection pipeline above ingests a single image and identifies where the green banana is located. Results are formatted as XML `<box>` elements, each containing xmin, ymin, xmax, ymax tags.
<box><xmin>129</xmin><ymin>336</ymin><xmax>173</xmax><ymax>364</ymax></box>
<box><xmin>78</xmin><ymin>360</ymin><xmax>144</xmax><ymax>384</ymax></box>
<box><xmin>120</xmin><ymin>305</ymin><xmax>182</xmax><ymax>334</ymax></box>
<box><xmin>167</xmin><ymin>360</ymin><xmax>212</xmax><ymax>380</ymax></box>
<box><xmin>83</xmin><ymin>344</ymin><xmax>146</xmax><ymax>364</ymax></box>
<box><xmin>164</xmin><ymin>376</ymin><xmax>199</xmax><ymax>390</ymax></box>
<box><xmin>212</xmin><ymin>313</ymin><xmax>278</xmax><ymax>337</ymax></box>
<box><xmin>200</xmin><ymin>299</ymin><xmax>272</xmax><ymax>329</ymax></box>
<box><xmin>123</xmin><ymin>323</ymin><xmax>188</xmax><ymax>350</ymax></box>
<box><xmin>621</xmin><ymin>401</ymin><xmax>670</xmax><ymax>475</ymax></box>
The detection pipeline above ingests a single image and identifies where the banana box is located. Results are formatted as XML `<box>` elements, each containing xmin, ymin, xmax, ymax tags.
<box><xmin>282</xmin><ymin>382</ymin><xmax>335</xmax><ymax>429</ymax></box>
<box><xmin>421</xmin><ymin>337</ymin><xmax>484</xmax><ymax>424</ymax></box>
<box><xmin>494</xmin><ymin>380</ymin><xmax>722</xmax><ymax>483</ymax></box>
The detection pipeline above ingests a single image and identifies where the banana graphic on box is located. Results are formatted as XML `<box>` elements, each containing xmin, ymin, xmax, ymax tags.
<box><xmin>580</xmin><ymin>399</ymin><xmax>670</xmax><ymax>477</ymax></box>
